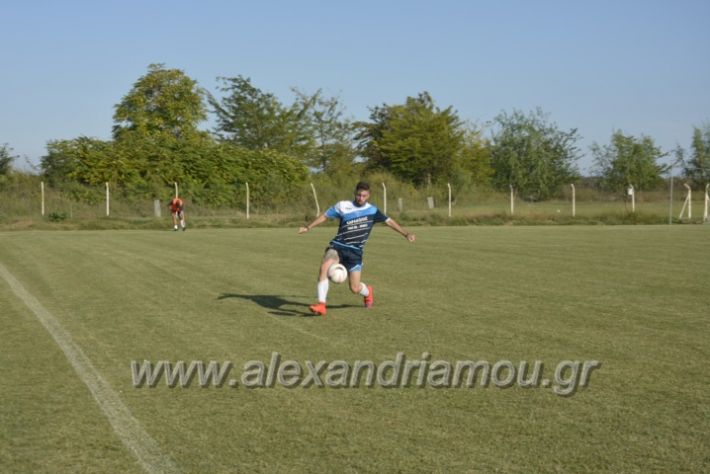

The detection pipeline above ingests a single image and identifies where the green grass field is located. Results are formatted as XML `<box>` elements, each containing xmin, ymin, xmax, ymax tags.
<box><xmin>1</xmin><ymin>226</ymin><xmax>709</xmax><ymax>472</ymax></box>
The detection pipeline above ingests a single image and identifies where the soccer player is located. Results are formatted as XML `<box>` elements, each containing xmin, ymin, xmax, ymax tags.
<box><xmin>298</xmin><ymin>181</ymin><xmax>415</xmax><ymax>316</ymax></box>
<box><xmin>169</xmin><ymin>197</ymin><xmax>186</xmax><ymax>231</ymax></box>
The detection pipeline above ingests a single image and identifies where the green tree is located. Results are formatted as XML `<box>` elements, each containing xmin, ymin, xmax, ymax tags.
<box><xmin>459</xmin><ymin>128</ymin><xmax>493</xmax><ymax>185</ymax></box>
<box><xmin>0</xmin><ymin>143</ymin><xmax>16</xmax><ymax>189</ymax></box>
<box><xmin>209</xmin><ymin>76</ymin><xmax>313</xmax><ymax>159</ymax></box>
<box><xmin>490</xmin><ymin>109</ymin><xmax>580</xmax><ymax>201</ymax></box>
<box><xmin>293</xmin><ymin>88</ymin><xmax>356</xmax><ymax>173</ymax></box>
<box><xmin>113</xmin><ymin>64</ymin><xmax>208</xmax><ymax>140</ymax></box>
<box><xmin>42</xmin><ymin>137</ymin><xmax>95</xmax><ymax>184</ymax></box>
<box><xmin>0</xmin><ymin>143</ymin><xmax>14</xmax><ymax>176</ymax></box>
<box><xmin>684</xmin><ymin>124</ymin><xmax>710</xmax><ymax>186</ymax></box>
<box><xmin>39</xmin><ymin>66</ymin><xmax>310</xmax><ymax>206</ymax></box>
<box><xmin>357</xmin><ymin>92</ymin><xmax>465</xmax><ymax>185</ymax></box>
<box><xmin>112</xmin><ymin>132</ymin><xmax>189</xmax><ymax>195</ymax></box>
<box><xmin>109</xmin><ymin>64</ymin><xmax>213</xmax><ymax>197</ymax></box>
<box><xmin>42</xmin><ymin>136</ymin><xmax>143</xmax><ymax>186</ymax></box>
<box><xmin>227</xmin><ymin>146</ymin><xmax>309</xmax><ymax>207</ymax></box>
<box><xmin>592</xmin><ymin>130</ymin><xmax>666</xmax><ymax>192</ymax></box>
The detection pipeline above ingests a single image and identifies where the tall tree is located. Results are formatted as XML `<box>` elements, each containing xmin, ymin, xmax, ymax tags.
<box><xmin>209</xmin><ymin>76</ymin><xmax>313</xmax><ymax>159</ymax></box>
<box><xmin>0</xmin><ymin>143</ymin><xmax>15</xmax><ymax>189</ymax></box>
<box><xmin>41</xmin><ymin>137</ymin><xmax>140</xmax><ymax>186</ymax></box>
<box><xmin>39</xmin><ymin>66</ymin><xmax>310</xmax><ymax>206</ymax></box>
<box><xmin>459</xmin><ymin>128</ymin><xmax>494</xmax><ymax>185</ymax></box>
<box><xmin>0</xmin><ymin>143</ymin><xmax>14</xmax><ymax>176</ymax></box>
<box><xmin>592</xmin><ymin>130</ymin><xmax>666</xmax><ymax>192</ymax></box>
<box><xmin>490</xmin><ymin>109</ymin><xmax>580</xmax><ymax>200</ymax></box>
<box><xmin>357</xmin><ymin>92</ymin><xmax>465</xmax><ymax>185</ymax></box>
<box><xmin>113</xmin><ymin>63</ymin><xmax>208</xmax><ymax>140</ymax></box>
<box><xmin>684</xmin><ymin>124</ymin><xmax>710</xmax><ymax>186</ymax></box>
<box><xmin>293</xmin><ymin>88</ymin><xmax>356</xmax><ymax>172</ymax></box>
<box><xmin>109</xmin><ymin>64</ymin><xmax>211</xmax><ymax>195</ymax></box>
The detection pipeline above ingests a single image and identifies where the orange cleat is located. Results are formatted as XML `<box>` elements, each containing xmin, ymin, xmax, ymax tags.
<box><xmin>364</xmin><ymin>285</ymin><xmax>374</xmax><ymax>308</ymax></box>
<box><xmin>309</xmin><ymin>302</ymin><xmax>327</xmax><ymax>316</ymax></box>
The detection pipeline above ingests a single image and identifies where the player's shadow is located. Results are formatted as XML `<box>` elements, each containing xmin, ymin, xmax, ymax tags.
<box><xmin>217</xmin><ymin>293</ymin><xmax>357</xmax><ymax>317</ymax></box>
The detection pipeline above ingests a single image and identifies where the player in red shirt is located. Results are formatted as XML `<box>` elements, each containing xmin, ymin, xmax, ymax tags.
<box><xmin>169</xmin><ymin>197</ymin><xmax>186</xmax><ymax>231</ymax></box>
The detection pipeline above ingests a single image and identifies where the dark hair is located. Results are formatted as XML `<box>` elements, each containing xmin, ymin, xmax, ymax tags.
<box><xmin>355</xmin><ymin>181</ymin><xmax>370</xmax><ymax>192</ymax></box>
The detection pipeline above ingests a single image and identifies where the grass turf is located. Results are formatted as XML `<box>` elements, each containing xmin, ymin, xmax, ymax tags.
<box><xmin>0</xmin><ymin>226</ymin><xmax>708</xmax><ymax>472</ymax></box>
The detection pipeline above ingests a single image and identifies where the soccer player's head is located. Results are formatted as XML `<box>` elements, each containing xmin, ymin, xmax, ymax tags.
<box><xmin>354</xmin><ymin>182</ymin><xmax>370</xmax><ymax>206</ymax></box>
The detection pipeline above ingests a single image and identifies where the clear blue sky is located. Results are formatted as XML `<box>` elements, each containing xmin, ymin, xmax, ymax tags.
<box><xmin>2</xmin><ymin>0</ymin><xmax>708</xmax><ymax>173</ymax></box>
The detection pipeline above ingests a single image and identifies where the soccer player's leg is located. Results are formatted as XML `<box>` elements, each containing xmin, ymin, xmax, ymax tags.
<box><xmin>347</xmin><ymin>262</ymin><xmax>373</xmax><ymax>308</ymax></box>
<box><xmin>172</xmin><ymin>211</ymin><xmax>178</xmax><ymax>231</ymax></box>
<box><xmin>179</xmin><ymin>210</ymin><xmax>186</xmax><ymax>230</ymax></box>
<box><xmin>310</xmin><ymin>248</ymin><xmax>339</xmax><ymax>316</ymax></box>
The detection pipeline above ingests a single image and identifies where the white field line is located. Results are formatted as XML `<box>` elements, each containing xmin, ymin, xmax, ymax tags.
<box><xmin>0</xmin><ymin>262</ymin><xmax>179</xmax><ymax>474</ymax></box>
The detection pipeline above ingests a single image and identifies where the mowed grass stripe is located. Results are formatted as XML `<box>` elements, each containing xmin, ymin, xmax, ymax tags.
<box><xmin>1</xmin><ymin>228</ymin><xmax>707</xmax><ymax>372</ymax></box>
<box><xmin>90</xmin><ymin>230</ymin><xmax>345</xmax><ymax>353</ymax></box>
<box><xmin>0</xmin><ymin>283</ymin><xmax>145</xmax><ymax>473</ymax></box>
<box><xmin>1</xmin><ymin>227</ymin><xmax>708</xmax><ymax>472</ymax></box>
<box><xmin>0</xmin><ymin>231</ymin><xmax>322</xmax><ymax>361</ymax></box>
<box><xmin>2</xmin><ymin>225</ymin><xmax>707</xmax><ymax>354</ymax></box>
<box><xmin>17</xmin><ymin>231</ymin><xmax>505</xmax><ymax>471</ymax></box>
<box><xmin>0</xmin><ymin>230</ymin><xmax>402</xmax><ymax>470</ymax></box>
<box><xmin>0</xmin><ymin>262</ymin><xmax>179</xmax><ymax>474</ymax></box>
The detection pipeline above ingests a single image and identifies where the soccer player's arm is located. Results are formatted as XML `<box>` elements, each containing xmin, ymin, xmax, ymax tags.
<box><xmin>298</xmin><ymin>215</ymin><xmax>327</xmax><ymax>234</ymax></box>
<box><xmin>298</xmin><ymin>205</ymin><xmax>338</xmax><ymax>234</ymax></box>
<box><xmin>384</xmin><ymin>216</ymin><xmax>416</xmax><ymax>242</ymax></box>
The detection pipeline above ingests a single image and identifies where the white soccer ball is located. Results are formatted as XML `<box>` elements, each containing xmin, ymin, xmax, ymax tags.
<box><xmin>327</xmin><ymin>263</ymin><xmax>348</xmax><ymax>284</ymax></box>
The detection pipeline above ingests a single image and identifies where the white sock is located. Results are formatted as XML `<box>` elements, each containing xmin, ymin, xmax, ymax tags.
<box><xmin>359</xmin><ymin>282</ymin><xmax>369</xmax><ymax>297</ymax></box>
<box><xmin>174</xmin><ymin>225</ymin><xmax>178</xmax><ymax>230</ymax></box>
<box><xmin>317</xmin><ymin>279</ymin><xmax>329</xmax><ymax>303</ymax></box>
<box><xmin>180</xmin><ymin>219</ymin><xmax>185</xmax><ymax>228</ymax></box>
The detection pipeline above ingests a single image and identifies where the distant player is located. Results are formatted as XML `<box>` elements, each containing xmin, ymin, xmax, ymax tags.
<box><xmin>298</xmin><ymin>181</ymin><xmax>415</xmax><ymax>316</ymax></box>
<box><xmin>169</xmin><ymin>197</ymin><xmax>186</xmax><ymax>231</ymax></box>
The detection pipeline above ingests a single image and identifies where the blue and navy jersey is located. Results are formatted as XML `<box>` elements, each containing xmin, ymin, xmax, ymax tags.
<box><xmin>325</xmin><ymin>201</ymin><xmax>389</xmax><ymax>255</ymax></box>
